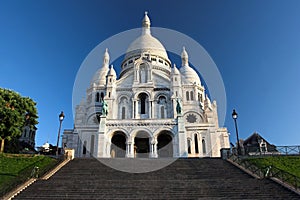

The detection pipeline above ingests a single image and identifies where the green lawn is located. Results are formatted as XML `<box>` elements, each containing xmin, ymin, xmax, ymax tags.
<box><xmin>0</xmin><ymin>153</ymin><xmax>58</xmax><ymax>196</ymax></box>
<box><xmin>245</xmin><ymin>156</ymin><xmax>300</xmax><ymax>177</ymax></box>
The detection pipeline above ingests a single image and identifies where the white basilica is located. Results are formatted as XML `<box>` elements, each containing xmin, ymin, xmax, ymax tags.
<box><xmin>62</xmin><ymin>12</ymin><xmax>230</xmax><ymax>158</ymax></box>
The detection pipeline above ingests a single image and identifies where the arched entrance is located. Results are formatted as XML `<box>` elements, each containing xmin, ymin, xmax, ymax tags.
<box><xmin>111</xmin><ymin>132</ymin><xmax>126</xmax><ymax>158</ymax></box>
<box><xmin>134</xmin><ymin>131</ymin><xmax>150</xmax><ymax>158</ymax></box>
<box><xmin>138</xmin><ymin>93</ymin><xmax>149</xmax><ymax>119</ymax></box>
<box><xmin>157</xmin><ymin>131</ymin><xmax>173</xmax><ymax>157</ymax></box>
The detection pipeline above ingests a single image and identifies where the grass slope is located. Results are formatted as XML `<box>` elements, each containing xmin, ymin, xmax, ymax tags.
<box><xmin>245</xmin><ymin>156</ymin><xmax>300</xmax><ymax>177</ymax></box>
<box><xmin>0</xmin><ymin>153</ymin><xmax>58</xmax><ymax>196</ymax></box>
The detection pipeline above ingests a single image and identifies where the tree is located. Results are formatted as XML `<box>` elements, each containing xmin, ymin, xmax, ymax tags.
<box><xmin>0</xmin><ymin>88</ymin><xmax>38</xmax><ymax>153</ymax></box>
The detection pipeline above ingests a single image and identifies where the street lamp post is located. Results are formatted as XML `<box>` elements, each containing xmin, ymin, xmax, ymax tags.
<box><xmin>232</xmin><ymin>109</ymin><xmax>240</xmax><ymax>155</ymax></box>
<box><xmin>56</xmin><ymin>111</ymin><xmax>65</xmax><ymax>157</ymax></box>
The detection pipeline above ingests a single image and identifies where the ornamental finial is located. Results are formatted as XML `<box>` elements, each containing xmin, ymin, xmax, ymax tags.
<box><xmin>103</xmin><ymin>48</ymin><xmax>110</xmax><ymax>67</ymax></box>
<box><xmin>142</xmin><ymin>11</ymin><xmax>151</xmax><ymax>35</ymax></box>
<box><xmin>181</xmin><ymin>46</ymin><xmax>189</xmax><ymax>66</ymax></box>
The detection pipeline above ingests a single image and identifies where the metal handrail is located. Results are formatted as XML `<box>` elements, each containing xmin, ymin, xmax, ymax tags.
<box><xmin>276</xmin><ymin>146</ymin><xmax>300</xmax><ymax>155</ymax></box>
<box><xmin>228</xmin><ymin>153</ymin><xmax>300</xmax><ymax>191</ymax></box>
<box><xmin>268</xmin><ymin>166</ymin><xmax>300</xmax><ymax>190</ymax></box>
<box><xmin>229</xmin><ymin>154</ymin><xmax>266</xmax><ymax>178</ymax></box>
<box><xmin>245</xmin><ymin>145</ymin><xmax>300</xmax><ymax>156</ymax></box>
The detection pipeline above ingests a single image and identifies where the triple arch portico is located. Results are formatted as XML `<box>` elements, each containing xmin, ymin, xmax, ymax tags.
<box><xmin>108</xmin><ymin>127</ymin><xmax>174</xmax><ymax>158</ymax></box>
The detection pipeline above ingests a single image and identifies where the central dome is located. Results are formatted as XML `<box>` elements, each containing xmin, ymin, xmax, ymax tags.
<box><xmin>126</xmin><ymin>34</ymin><xmax>168</xmax><ymax>58</ymax></box>
<box><xmin>124</xmin><ymin>12</ymin><xmax>169</xmax><ymax>61</ymax></box>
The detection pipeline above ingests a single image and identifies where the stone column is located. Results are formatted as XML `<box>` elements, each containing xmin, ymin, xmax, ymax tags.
<box><xmin>177</xmin><ymin>115</ymin><xmax>188</xmax><ymax>157</ymax></box>
<box><xmin>151</xmin><ymin>101</ymin><xmax>155</xmax><ymax>118</ymax></box>
<box><xmin>135</xmin><ymin>100</ymin><xmax>139</xmax><ymax>119</ymax></box>
<box><xmin>126</xmin><ymin>141</ymin><xmax>132</xmax><ymax>158</ymax></box>
<box><xmin>97</xmin><ymin>116</ymin><xmax>107</xmax><ymax>157</ymax></box>
<box><xmin>149</xmin><ymin>142</ymin><xmax>153</xmax><ymax>156</ymax></box>
<box><xmin>132</xmin><ymin>100</ymin><xmax>135</xmax><ymax>119</ymax></box>
<box><xmin>172</xmin><ymin>98</ymin><xmax>177</xmax><ymax>118</ymax></box>
<box><xmin>125</xmin><ymin>142</ymin><xmax>129</xmax><ymax>156</ymax></box>
<box><xmin>150</xmin><ymin>101</ymin><xmax>153</xmax><ymax>118</ymax></box>
<box><xmin>150</xmin><ymin>138</ymin><xmax>158</xmax><ymax>158</ymax></box>
<box><xmin>153</xmin><ymin>142</ymin><xmax>158</xmax><ymax>158</ymax></box>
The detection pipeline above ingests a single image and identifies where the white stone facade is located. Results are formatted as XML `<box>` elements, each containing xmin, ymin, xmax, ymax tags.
<box><xmin>62</xmin><ymin>12</ymin><xmax>230</xmax><ymax>158</ymax></box>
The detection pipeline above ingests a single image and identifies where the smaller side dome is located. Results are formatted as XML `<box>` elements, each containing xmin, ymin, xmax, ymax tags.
<box><xmin>91</xmin><ymin>48</ymin><xmax>110</xmax><ymax>86</ymax></box>
<box><xmin>179</xmin><ymin>47</ymin><xmax>201</xmax><ymax>85</ymax></box>
<box><xmin>180</xmin><ymin>65</ymin><xmax>201</xmax><ymax>85</ymax></box>
<box><xmin>91</xmin><ymin>67</ymin><xmax>109</xmax><ymax>86</ymax></box>
<box><xmin>173</xmin><ymin>63</ymin><xmax>180</xmax><ymax>75</ymax></box>
<box><xmin>108</xmin><ymin>65</ymin><xmax>117</xmax><ymax>77</ymax></box>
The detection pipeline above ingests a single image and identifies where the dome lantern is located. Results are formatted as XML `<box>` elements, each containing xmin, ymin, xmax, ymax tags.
<box><xmin>181</xmin><ymin>46</ymin><xmax>189</xmax><ymax>67</ymax></box>
<box><xmin>142</xmin><ymin>11</ymin><xmax>151</xmax><ymax>35</ymax></box>
<box><xmin>103</xmin><ymin>48</ymin><xmax>110</xmax><ymax>67</ymax></box>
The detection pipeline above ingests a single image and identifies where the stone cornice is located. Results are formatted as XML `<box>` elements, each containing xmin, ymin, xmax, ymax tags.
<box><xmin>106</xmin><ymin>119</ymin><xmax>177</xmax><ymax>127</ymax></box>
<box><xmin>185</xmin><ymin>123</ymin><xmax>215</xmax><ymax>131</ymax></box>
<box><xmin>74</xmin><ymin>126</ymin><xmax>99</xmax><ymax>131</ymax></box>
<box><xmin>116</xmin><ymin>88</ymin><xmax>133</xmax><ymax>92</ymax></box>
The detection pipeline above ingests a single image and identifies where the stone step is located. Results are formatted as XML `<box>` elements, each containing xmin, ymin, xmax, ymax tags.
<box><xmin>13</xmin><ymin>158</ymin><xmax>299</xmax><ymax>199</ymax></box>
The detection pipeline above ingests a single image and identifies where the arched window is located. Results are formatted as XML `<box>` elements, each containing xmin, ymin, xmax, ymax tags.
<box><xmin>174</xmin><ymin>77</ymin><xmax>177</xmax><ymax>81</ymax></box>
<box><xmin>83</xmin><ymin>141</ymin><xmax>87</xmax><ymax>155</ymax></box>
<box><xmin>158</xmin><ymin>96</ymin><xmax>166</xmax><ymax>118</ymax></box>
<box><xmin>96</xmin><ymin>93</ymin><xmax>100</xmax><ymax>102</ymax></box>
<box><xmin>187</xmin><ymin>139</ymin><xmax>191</xmax><ymax>154</ymax></box>
<box><xmin>108</xmin><ymin>92</ymin><xmax>111</xmax><ymax>98</ymax></box>
<box><xmin>158</xmin><ymin>96</ymin><xmax>166</xmax><ymax>104</ymax></box>
<box><xmin>190</xmin><ymin>91</ymin><xmax>194</xmax><ymax>101</ymax></box>
<box><xmin>175</xmin><ymin>91</ymin><xmax>178</xmax><ymax>97</ymax></box>
<box><xmin>194</xmin><ymin>134</ymin><xmax>199</xmax><ymax>154</ymax></box>
<box><xmin>161</xmin><ymin>106</ymin><xmax>165</xmax><ymax>119</ymax></box>
<box><xmin>202</xmin><ymin>139</ymin><xmax>206</xmax><ymax>154</ymax></box>
<box><xmin>122</xmin><ymin>107</ymin><xmax>126</xmax><ymax>119</ymax></box>
<box><xmin>100</xmin><ymin>92</ymin><xmax>104</xmax><ymax>101</ymax></box>
<box><xmin>139</xmin><ymin>64</ymin><xmax>147</xmax><ymax>83</ymax></box>
<box><xmin>138</xmin><ymin>93</ymin><xmax>149</xmax><ymax>118</ymax></box>
<box><xmin>198</xmin><ymin>93</ymin><xmax>201</xmax><ymax>101</ymax></box>
<box><xmin>119</xmin><ymin>97</ymin><xmax>129</xmax><ymax>119</ymax></box>
<box><xmin>186</xmin><ymin>91</ymin><xmax>189</xmax><ymax>101</ymax></box>
<box><xmin>141</xmin><ymin>96</ymin><xmax>146</xmax><ymax>114</ymax></box>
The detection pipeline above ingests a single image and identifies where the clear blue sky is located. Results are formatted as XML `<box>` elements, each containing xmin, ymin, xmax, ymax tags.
<box><xmin>1</xmin><ymin>0</ymin><xmax>300</xmax><ymax>147</ymax></box>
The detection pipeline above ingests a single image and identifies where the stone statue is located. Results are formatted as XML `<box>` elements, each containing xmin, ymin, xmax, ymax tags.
<box><xmin>102</xmin><ymin>100</ymin><xmax>108</xmax><ymax>116</ymax></box>
<box><xmin>176</xmin><ymin>99</ymin><xmax>182</xmax><ymax>115</ymax></box>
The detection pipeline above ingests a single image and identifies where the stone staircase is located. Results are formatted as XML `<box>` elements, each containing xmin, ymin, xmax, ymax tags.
<box><xmin>13</xmin><ymin>158</ymin><xmax>299</xmax><ymax>199</ymax></box>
